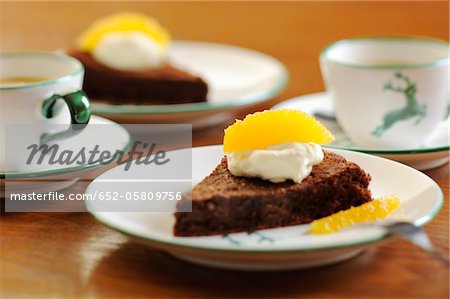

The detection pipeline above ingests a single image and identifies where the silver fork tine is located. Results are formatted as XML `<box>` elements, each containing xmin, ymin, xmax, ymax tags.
<box><xmin>383</xmin><ymin>222</ymin><xmax>449</xmax><ymax>265</ymax></box>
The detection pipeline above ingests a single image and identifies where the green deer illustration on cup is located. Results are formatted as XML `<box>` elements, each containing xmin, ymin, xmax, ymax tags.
<box><xmin>372</xmin><ymin>72</ymin><xmax>426</xmax><ymax>137</ymax></box>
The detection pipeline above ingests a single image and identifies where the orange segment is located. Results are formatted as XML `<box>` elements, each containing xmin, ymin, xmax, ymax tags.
<box><xmin>223</xmin><ymin>109</ymin><xmax>334</xmax><ymax>152</ymax></box>
<box><xmin>309</xmin><ymin>195</ymin><xmax>401</xmax><ymax>234</ymax></box>
<box><xmin>77</xmin><ymin>12</ymin><xmax>170</xmax><ymax>52</ymax></box>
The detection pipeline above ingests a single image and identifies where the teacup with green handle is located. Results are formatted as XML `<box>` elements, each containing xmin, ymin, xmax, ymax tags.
<box><xmin>0</xmin><ymin>52</ymin><xmax>92</xmax><ymax>172</ymax></box>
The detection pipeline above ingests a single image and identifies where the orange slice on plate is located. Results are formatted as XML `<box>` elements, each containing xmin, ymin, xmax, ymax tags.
<box><xmin>309</xmin><ymin>195</ymin><xmax>401</xmax><ymax>234</ymax></box>
<box><xmin>223</xmin><ymin>109</ymin><xmax>334</xmax><ymax>152</ymax></box>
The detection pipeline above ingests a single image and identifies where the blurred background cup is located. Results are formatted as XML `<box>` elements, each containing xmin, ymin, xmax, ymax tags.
<box><xmin>0</xmin><ymin>52</ymin><xmax>91</xmax><ymax>171</ymax></box>
<box><xmin>320</xmin><ymin>36</ymin><xmax>449</xmax><ymax>149</ymax></box>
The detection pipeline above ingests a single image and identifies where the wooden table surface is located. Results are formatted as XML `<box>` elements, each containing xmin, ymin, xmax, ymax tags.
<box><xmin>1</xmin><ymin>2</ymin><xmax>449</xmax><ymax>298</ymax></box>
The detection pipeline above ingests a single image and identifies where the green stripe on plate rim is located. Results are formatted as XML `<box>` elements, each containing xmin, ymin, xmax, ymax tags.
<box><xmin>321</xmin><ymin>36</ymin><xmax>450</xmax><ymax>70</ymax></box>
<box><xmin>324</xmin><ymin>143</ymin><xmax>450</xmax><ymax>155</ymax></box>
<box><xmin>324</xmin><ymin>117</ymin><xmax>450</xmax><ymax>154</ymax></box>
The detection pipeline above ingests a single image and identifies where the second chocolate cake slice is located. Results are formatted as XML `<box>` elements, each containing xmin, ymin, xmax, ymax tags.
<box><xmin>174</xmin><ymin>150</ymin><xmax>372</xmax><ymax>236</ymax></box>
<box><xmin>69</xmin><ymin>50</ymin><xmax>208</xmax><ymax>105</ymax></box>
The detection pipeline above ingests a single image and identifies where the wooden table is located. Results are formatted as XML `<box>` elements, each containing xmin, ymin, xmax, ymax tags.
<box><xmin>1</xmin><ymin>2</ymin><xmax>449</xmax><ymax>298</ymax></box>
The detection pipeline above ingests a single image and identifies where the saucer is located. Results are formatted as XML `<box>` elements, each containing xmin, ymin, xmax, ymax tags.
<box><xmin>85</xmin><ymin>145</ymin><xmax>442</xmax><ymax>271</ymax></box>
<box><xmin>1</xmin><ymin>115</ymin><xmax>131</xmax><ymax>196</ymax></box>
<box><xmin>90</xmin><ymin>41</ymin><xmax>288</xmax><ymax>129</ymax></box>
<box><xmin>272</xmin><ymin>92</ymin><xmax>449</xmax><ymax>170</ymax></box>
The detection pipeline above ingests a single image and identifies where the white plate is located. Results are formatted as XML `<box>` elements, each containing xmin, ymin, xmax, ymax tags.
<box><xmin>91</xmin><ymin>41</ymin><xmax>288</xmax><ymax>129</ymax></box>
<box><xmin>1</xmin><ymin>115</ymin><xmax>131</xmax><ymax>195</ymax></box>
<box><xmin>85</xmin><ymin>145</ymin><xmax>443</xmax><ymax>271</ymax></box>
<box><xmin>273</xmin><ymin>92</ymin><xmax>450</xmax><ymax>170</ymax></box>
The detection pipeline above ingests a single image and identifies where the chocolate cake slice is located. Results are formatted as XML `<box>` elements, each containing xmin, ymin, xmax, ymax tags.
<box><xmin>69</xmin><ymin>50</ymin><xmax>208</xmax><ymax>105</ymax></box>
<box><xmin>174</xmin><ymin>150</ymin><xmax>371</xmax><ymax>236</ymax></box>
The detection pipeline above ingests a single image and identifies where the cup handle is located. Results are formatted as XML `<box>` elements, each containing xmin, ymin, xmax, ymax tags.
<box><xmin>40</xmin><ymin>90</ymin><xmax>91</xmax><ymax>145</ymax></box>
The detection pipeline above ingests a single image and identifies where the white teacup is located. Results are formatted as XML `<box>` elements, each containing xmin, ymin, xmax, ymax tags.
<box><xmin>0</xmin><ymin>52</ymin><xmax>91</xmax><ymax>172</ymax></box>
<box><xmin>320</xmin><ymin>36</ymin><xmax>449</xmax><ymax>149</ymax></box>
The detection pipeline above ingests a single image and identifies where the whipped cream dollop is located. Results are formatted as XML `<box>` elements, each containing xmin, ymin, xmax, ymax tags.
<box><xmin>226</xmin><ymin>142</ymin><xmax>324</xmax><ymax>183</ymax></box>
<box><xmin>92</xmin><ymin>31</ymin><xmax>165</xmax><ymax>71</ymax></box>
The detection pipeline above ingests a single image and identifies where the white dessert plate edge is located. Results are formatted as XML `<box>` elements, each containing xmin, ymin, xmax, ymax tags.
<box><xmin>85</xmin><ymin>145</ymin><xmax>443</xmax><ymax>255</ymax></box>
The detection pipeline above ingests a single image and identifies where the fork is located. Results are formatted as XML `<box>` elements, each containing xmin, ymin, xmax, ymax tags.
<box><xmin>313</xmin><ymin>109</ymin><xmax>337</xmax><ymax>121</ymax></box>
<box><xmin>377</xmin><ymin>222</ymin><xmax>449</xmax><ymax>265</ymax></box>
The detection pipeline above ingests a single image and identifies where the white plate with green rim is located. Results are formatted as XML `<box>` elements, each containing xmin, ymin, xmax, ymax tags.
<box><xmin>90</xmin><ymin>41</ymin><xmax>288</xmax><ymax>128</ymax></box>
<box><xmin>272</xmin><ymin>92</ymin><xmax>450</xmax><ymax>170</ymax></box>
<box><xmin>85</xmin><ymin>145</ymin><xmax>443</xmax><ymax>271</ymax></box>
<box><xmin>1</xmin><ymin>115</ymin><xmax>131</xmax><ymax>196</ymax></box>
